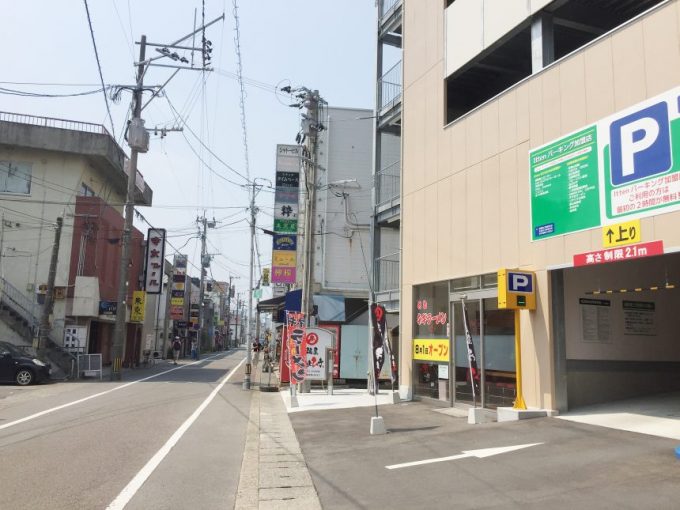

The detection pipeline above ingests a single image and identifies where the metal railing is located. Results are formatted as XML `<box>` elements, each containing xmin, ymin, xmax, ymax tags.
<box><xmin>375</xmin><ymin>252</ymin><xmax>400</xmax><ymax>293</ymax></box>
<box><xmin>378</xmin><ymin>60</ymin><xmax>402</xmax><ymax>113</ymax></box>
<box><xmin>0</xmin><ymin>276</ymin><xmax>39</xmax><ymax>329</ymax></box>
<box><xmin>78</xmin><ymin>354</ymin><xmax>103</xmax><ymax>380</ymax></box>
<box><xmin>377</xmin><ymin>160</ymin><xmax>401</xmax><ymax>207</ymax></box>
<box><xmin>380</xmin><ymin>0</ymin><xmax>402</xmax><ymax>20</ymax></box>
<box><xmin>0</xmin><ymin>111</ymin><xmax>111</xmax><ymax>137</ymax></box>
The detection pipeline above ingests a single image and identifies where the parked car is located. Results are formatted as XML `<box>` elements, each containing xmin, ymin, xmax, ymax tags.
<box><xmin>0</xmin><ymin>341</ymin><xmax>51</xmax><ymax>385</ymax></box>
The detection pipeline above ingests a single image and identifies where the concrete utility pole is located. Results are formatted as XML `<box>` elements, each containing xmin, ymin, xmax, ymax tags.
<box><xmin>243</xmin><ymin>184</ymin><xmax>257</xmax><ymax>390</ymax></box>
<box><xmin>109</xmin><ymin>15</ymin><xmax>222</xmax><ymax>380</ymax></box>
<box><xmin>225</xmin><ymin>275</ymin><xmax>234</xmax><ymax>348</ymax></box>
<box><xmin>162</xmin><ymin>265</ymin><xmax>173</xmax><ymax>358</ymax></box>
<box><xmin>300</xmin><ymin>90</ymin><xmax>323</xmax><ymax>328</ymax></box>
<box><xmin>111</xmin><ymin>36</ymin><xmax>146</xmax><ymax>379</ymax></box>
<box><xmin>37</xmin><ymin>216</ymin><xmax>62</xmax><ymax>350</ymax></box>
<box><xmin>198</xmin><ymin>215</ymin><xmax>215</xmax><ymax>359</ymax></box>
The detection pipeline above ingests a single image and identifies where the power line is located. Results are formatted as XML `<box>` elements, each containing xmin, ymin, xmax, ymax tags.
<box><xmin>232</xmin><ymin>0</ymin><xmax>251</xmax><ymax>182</ymax></box>
<box><xmin>82</xmin><ymin>0</ymin><xmax>116</xmax><ymax>139</ymax></box>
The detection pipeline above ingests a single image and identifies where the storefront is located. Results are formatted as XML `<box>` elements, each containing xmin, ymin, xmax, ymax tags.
<box><xmin>413</xmin><ymin>273</ymin><xmax>517</xmax><ymax>409</ymax></box>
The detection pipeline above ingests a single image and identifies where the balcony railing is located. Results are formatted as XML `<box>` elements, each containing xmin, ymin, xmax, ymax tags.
<box><xmin>377</xmin><ymin>160</ymin><xmax>400</xmax><ymax>207</ymax></box>
<box><xmin>380</xmin><ymin>0</ymin><xmax>401</xmax><ymax>20</ymax></box>
<box><xmin>0</xmin><ymin>111</ymin><xmax>110</xmax><ymax>137</ymax></box>
<box><xmin>378</xmin><ymin>60</ymin><xmax>402</xmax><ymax>113</ymax></box>
<box><xmin>376</xmin><ymin>252</ymin><xmax>400</xmax><ymax>293</ymax></box>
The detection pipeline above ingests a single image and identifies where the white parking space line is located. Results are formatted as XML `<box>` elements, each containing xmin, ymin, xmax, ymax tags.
<box><xmin>0</xmin><ymin>353</ymin><xmax>230</xmax><ymax>432</ymax></box>
<box><xmin>106</xmin><ymin>357</ymin><xmax>246</xmax><ymax>510</ymax></box>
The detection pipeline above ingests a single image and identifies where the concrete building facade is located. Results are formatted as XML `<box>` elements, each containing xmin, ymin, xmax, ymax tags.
<box><xmin>400</xmin><ymin>0</ymin><xmax>679</xmax><ymax>413</ymax></box>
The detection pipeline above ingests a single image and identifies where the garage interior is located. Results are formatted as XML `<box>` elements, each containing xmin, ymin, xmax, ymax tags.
<box><xmin>552</xmin><ymin>252</ymin><xmax>680</xmax><ymax>411</ymax></box>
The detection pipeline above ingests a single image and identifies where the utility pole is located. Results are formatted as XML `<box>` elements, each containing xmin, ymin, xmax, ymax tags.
<box><xmin>300</xmin><ymin>89</ymin><xmax>323</xmax><ymax>328</ymax></box>
<box><xmin>234</xmin><ymin>294</ymin><xmax>241</xmax><ymax>348</ymax></box>
<box><xmin>162</xmin><ymin>265</ymin><xmax>173</xmax><ymax>358</ymax></box>
<box><xmin>37</xmin><ymin>216</ymin><xmax>62</xmax><ymax>350</ymax></box>
<box><xmin>243</xmin><ymin>184</ymin><xmax>257</xmax><ymax>390</ymax></box>
<box><xmin>198</xmin><ymin>214</ymin><xmax>215</xmax><ymax>359</ymax></box>
<box><xmin>109</xmin><ymin>16</ymin><xmax>222</xmax><ymax>380</ymax></box>
<box><xmin>225</xmin><ymin>275</ymin><xmax>234</xmax><ymax>349</ymax></box>
<box><xmin>111</xmin><ymin>36</ymin><xmax>146</xmax><ymax>379</ymax></box>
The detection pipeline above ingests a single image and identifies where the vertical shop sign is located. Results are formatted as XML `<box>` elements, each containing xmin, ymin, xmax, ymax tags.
<box><xmin>272</xmin><ymin>144</ymin><xmax>301</xmax><ymax>283</ymax></box>
<box><xmin>304</xmin><ymin>327</ymin><xmax>334</xmax><ymax>381</ymax></box>
<box><xmin>144</xmin><ymin>228</ymin><xmax>166</xmax><ymax>294</ymax></box>
<box><xmin>461</xmin><ymin>300</ymin><xmax>481</xmax><ymax>401</ymax></box>
<box><xmin>131</xmin><ymin>290</ymin><xmax>146</xmax><ymax>322</ymax></box>
<box><xmin>170</xmin><ymin>254</ymin><xmax>188</xmax><ymax>321</ymax></box>
<box><xmin>286</xmin><ymin>311</ymin><xmax>307</xmax><ymax>383</ymax></box>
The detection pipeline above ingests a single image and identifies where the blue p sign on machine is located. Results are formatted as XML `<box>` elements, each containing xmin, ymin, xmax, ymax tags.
<box><xmin>498</xmin><ymin>269</ymin><xmax>536</xmax><ymax>310</ymax></box>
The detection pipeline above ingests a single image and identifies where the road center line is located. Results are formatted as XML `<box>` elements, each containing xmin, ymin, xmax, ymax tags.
<box><xmin>106</xmin><ymin>357</ymin><xmax>246</xmax><ymax>510</ymax></box>
<box><xmin>0</xmin><ymin>353</ymin><xmax>227</xmax><ymax>431</ymax></box>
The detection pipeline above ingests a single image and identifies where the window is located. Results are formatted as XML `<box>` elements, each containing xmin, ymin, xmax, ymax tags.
<box><xmin>80</xmin><ymin>182</ymin><xmax>96</xmax><ymax>197</ymax></box>
<box><xmin>0</xmin><ymin>161</ymin><xmax>32</xmax><ymax>194</ymax></box>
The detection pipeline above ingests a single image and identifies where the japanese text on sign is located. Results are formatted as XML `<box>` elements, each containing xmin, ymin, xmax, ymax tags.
<box><xmin>413</xmin><ymin>339</ymin><xmax>450</xmax><ymax>362</ymax></box>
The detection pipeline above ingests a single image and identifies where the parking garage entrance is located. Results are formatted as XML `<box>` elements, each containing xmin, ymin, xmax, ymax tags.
<box><xmin>553</xmin><ymin>252</ymin><xmax>680</xmax><ymax>411</ymax></box>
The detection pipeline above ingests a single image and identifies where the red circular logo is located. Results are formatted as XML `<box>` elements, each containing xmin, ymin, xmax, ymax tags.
<box><xmin>306</xmin><ymin>332</ymin><xmax>319</xmax><ymax>345</ymax></box>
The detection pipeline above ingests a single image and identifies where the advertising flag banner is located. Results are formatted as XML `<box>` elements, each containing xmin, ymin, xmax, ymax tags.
<box><xmin>286</xmin><ymin>311</ymin><xmax>307</xmax><ymax>383</ymax></box>
<box><xmin>370</xmin><ymin>304</ymin><xmax>387</xmax><ymax>392</ymax></box>
<box><xmin>144</xmin><ymin>228</ymin><xmax>166</xmax><ymax>294</ymax></box>
<box><xmin>461</xmin><ymin>300</ymin><xmax>481</xmax><ymax>401</ymax></box>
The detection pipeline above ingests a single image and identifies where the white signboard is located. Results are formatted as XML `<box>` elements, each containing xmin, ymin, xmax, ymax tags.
<box><xmin>144</xmin><ymin>228</ymin><xmax>166</xmax><ymax>294</ymax></box>
<box><xmin>579</xmin><ymin>298</ymin><xmax>611</xmax><ymax>343</ymax></box>
<box><xmin>305</xmin><ymin>327</ymin><xmax>334</xmax><ymax>380</ymax></box>
<box><xmin>64</xmin><ymin>326</ymin><xmax>87</xmax><ymax>353</ymax></box>
<box><xmin>623</xmin><ymin>300</ymin><xmax>656</xmax><ymax>336</ymax></box>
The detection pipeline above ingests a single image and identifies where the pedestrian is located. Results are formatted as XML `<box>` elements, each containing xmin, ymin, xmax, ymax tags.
<box><xmin>172</xmin><ymin>336</ymin><xmax>181</xmax><ymax>365</ymax></box>
<box><xmin>191</xmin><ymin>339</ymin><xmax>198</xmax><ymax>360</ymax></box>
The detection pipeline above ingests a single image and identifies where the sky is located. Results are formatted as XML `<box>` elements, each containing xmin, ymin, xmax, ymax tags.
<box><xmin>1</xmin><ymin>0</ymin><xmax>377</xmax><ymax>299</ymax></box>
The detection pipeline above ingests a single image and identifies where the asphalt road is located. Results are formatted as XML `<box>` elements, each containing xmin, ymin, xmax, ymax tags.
<box><xmin>0</xmin><ymin>350</ymin><xmax>250</xmax><ymax>510</ymax></box>
<box><xmin>290</xmin><ymin>401</ymin><xmax>680</xmax><ymax>510</ymax></box>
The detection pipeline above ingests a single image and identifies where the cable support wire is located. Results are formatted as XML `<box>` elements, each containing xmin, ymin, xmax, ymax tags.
<box><xmin>82</xmin><ymin>0</ymin><xmax>116</xmax><ymax>139</ymax></box>
<box><xmin>165</xmin><ymin>95</ymin><xmax>251</xmax><ymax>186</ymax></box>
<box><xmin>232</xmin><ymin>0</ymin><xmax>251</xmax><ymax>182</ymax></box>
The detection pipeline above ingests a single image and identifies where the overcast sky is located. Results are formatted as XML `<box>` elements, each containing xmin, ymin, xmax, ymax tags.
<box><xmin>1</xmin><ymin>0</ymin><xmax>377</xmax><ymax>297</ymax></box>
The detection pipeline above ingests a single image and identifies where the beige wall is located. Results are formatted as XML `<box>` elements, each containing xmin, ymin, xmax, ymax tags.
<box><xmin>401</xmin><ymin>0</ymin><xmax>680</xmax><ymax>409</ymax></box>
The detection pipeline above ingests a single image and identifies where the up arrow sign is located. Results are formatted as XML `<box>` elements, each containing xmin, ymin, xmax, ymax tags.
<box><xmin>385</xmin><ymin>443</ymin><xmax>542</xmax><ymax>470</ymax></box>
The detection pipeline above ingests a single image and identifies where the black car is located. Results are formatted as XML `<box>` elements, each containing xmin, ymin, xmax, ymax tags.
<box><xmin>0</xmin><ymin>341</ymin><xmax>51</xmax><ymax>385</ymax></box>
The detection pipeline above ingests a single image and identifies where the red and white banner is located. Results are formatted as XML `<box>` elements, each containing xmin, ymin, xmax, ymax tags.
<box><xmin>573</xmin><ymin>240</ymin><xmax>663</xmax><ymax>267</ymax></box>
<box><xmin>286</xmin><ymin>311</ymin><xmax>307</xmax><ymax>383</ymax></box>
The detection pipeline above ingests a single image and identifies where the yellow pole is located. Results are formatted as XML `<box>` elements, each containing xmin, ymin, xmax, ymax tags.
<box><xmin>513</xmin><ymin>309</ymin><xmax>527</xmax><ymax>410</ymax></box>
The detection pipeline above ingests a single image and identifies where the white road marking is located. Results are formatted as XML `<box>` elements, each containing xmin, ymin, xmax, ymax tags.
<box><xmin>106</xmin><ymin>357</ymin><xmax>246</xmax><ymax>510</ymax></box>
<box><xmin>385</xmin><ymin>442</ymin><xmax>543</xmax><ymax>470</ymax></box>
<box><xmin>0</xmin><ymin>353</ymin><xmax>227</xmax><ymax>431</ymax></box>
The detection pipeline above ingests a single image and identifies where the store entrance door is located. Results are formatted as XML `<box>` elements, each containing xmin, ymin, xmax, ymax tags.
<box><xmin>452</xmin><ymin>295</ymin><xmax>517</xmax><ymax>409</ymax></box>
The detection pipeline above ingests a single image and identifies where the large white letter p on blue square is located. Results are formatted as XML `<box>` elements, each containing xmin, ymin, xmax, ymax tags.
<box><xmin>610</xmin><ymin>101</ymin><xmax>672</xmax><ymax>186</ymax></box>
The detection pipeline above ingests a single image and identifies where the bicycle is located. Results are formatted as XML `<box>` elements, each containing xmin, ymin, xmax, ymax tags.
<box><xmin>142</xmin><ymin>350</ymin><xmax>155</xmax><ymax>368</ymax></box>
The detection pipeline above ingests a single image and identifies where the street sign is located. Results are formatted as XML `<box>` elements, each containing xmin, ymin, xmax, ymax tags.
<box><xmin>602</xmin><ymin>219</ymin><xmax>641</xmax><ymax>248</ymax></box>
<box><xmin>497</xmin><ymin>269</ymin><xmax>536</xmax><ymax>310</ymax></box>
<box><xmin>573</xmin><ymin>240</ymin><xmax>663</xmax><ymax>267</ymax></box>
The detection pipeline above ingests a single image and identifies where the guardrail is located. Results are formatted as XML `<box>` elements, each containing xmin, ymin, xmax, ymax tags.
<box><xmin>377</xmin><ymin>160</ymin><xmax>401</xmax><ymax>207</ymax></box>
<box><xmin>376</xmin><ymin>252</ymin><xmax>400</xmax><ymax>293</ymax></box>
<box><xmin>378</xmin><ymin>60</ymin><xmax>402</xmax><ymax>113</ymax></box>
<box><xmin>380</xmin><ymin>0</ymin><xmax>401</xmax><ymax>20</ymax></box>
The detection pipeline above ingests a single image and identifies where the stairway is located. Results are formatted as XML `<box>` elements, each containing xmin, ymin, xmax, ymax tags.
<box><xmin>0</xmin><ymin>277</ymin><xmax>76</xmax><ymax>379</ymax></box>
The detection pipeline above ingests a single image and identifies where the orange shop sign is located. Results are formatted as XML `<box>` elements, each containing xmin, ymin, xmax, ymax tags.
<box><xmin>413</xmin><ymin>338</ymin><xmax>450</xmax><ymax>362</ymax></box>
